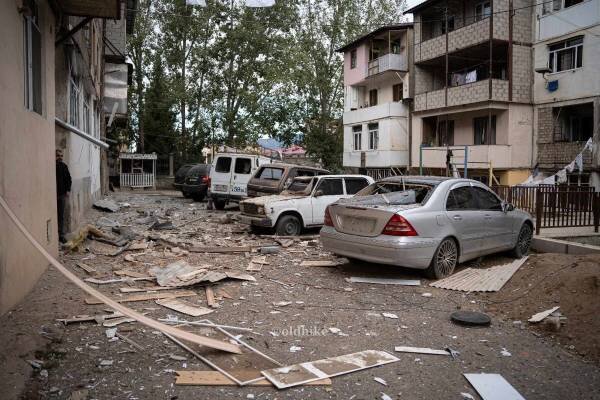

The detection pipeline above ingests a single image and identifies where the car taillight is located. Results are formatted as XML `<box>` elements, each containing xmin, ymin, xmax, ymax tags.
<box><xmin>324</xmin><ymin>206</ymin><xmax>333</xmax><ymax>227</ymax></box>
<box><xmin>201</xmin><ymin>176</ymin><xmax>210</xmax><ymax>184</ymax></box>
<box><xmin>381</xmin><ymin>214</ymin><xmax>417</xmax><ymax>236</ymax></box>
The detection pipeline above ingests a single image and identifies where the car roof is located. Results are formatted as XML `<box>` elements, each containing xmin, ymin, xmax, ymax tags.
<box><xmin>259</xmin><ymin>163</ymin><xmax>328</xmax><ymax>172</ymax></box>
<box><xmin>188</xmin><ymin>164</ymin><xmax>211</xmax><ymax>170</ymax></box>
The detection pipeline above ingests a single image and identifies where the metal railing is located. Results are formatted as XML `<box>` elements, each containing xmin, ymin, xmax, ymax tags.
<box><xmin>120</xmin><ymin>173</ymin><xmax>155</xmax><ymax>188</ymax></box>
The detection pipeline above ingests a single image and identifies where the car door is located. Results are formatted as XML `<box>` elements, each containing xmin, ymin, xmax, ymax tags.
<box><xmin>211</xmin><ymin>156</ymin><xmax>232</xmax><ymax>196</ymax></box>
<box><xmin>444</xmin><ymin>184</ymin><xmax>485</xmax><ymax>259</ymax></box>
<box><xmin>472</xmin><ymin>186</ymin><xmax>515</xmax><ymax>251</ymax></box>
<box><xmin>310</xmin><ymin>177</ymin><xmax>344</xmax><ymax>225</ymax></box>
<box><xmin>230</xmin><ymin>156</ymin><xmax>253</xmax><ymax>197</ymax></box>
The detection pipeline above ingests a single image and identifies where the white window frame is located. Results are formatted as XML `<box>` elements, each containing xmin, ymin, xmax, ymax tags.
<box><xmin>475</xmin><ymin>1</ymin><xmax>491</xmax><ymax>21</ymax></box>
<box><xmin>23</xmin><ymin>1</ymin><xmax>42</xmax><ymax>114</ymax></box>
<box><xmin>368</xmin><ymin>123</ymin><xmax>379</xmax><ymax>150</ymax></box>
<box><xmin>548</xmin><ymin>36</ymin><xmax>583</xmax><ymax>74</ymax></box>
<box><xmin>543</xmin><ymin>0</ymin><xmax>584</xmax><ymax>14</ymax></box>
<box><xmin>83</xmin><ymin>96</ymin><xmax>90</xmax><ymax>133</ymax></box>
<box><xmin>352</xmin><ymin>125</ymin><xmax>362</xmax><ymax>151</ymax></box>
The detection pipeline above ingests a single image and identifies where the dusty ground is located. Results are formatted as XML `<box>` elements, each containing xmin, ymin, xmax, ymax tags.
<box><xmin>1</xmin><ymin>191</ymin><xmax>600</xmax><ymax>400</ymax></box>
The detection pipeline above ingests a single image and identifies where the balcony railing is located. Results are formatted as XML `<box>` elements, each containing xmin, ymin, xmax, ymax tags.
<box><xmin>368</xmin><ymin>53</ymin><xmax>407</xmax><ymax>76</ymax></box>
<box><xmin>344</xmin><ymin>102</ymin><xmax>408</xmax><ymax>125</ymax></box>
<box><xmin>414</xmin><ymin>79</ymin><xmax>509</xmax><ymax>112</ymax></box>
<box><xmin>420</xmin><ymin>145</ymin><xmax>513</xmax><ymax>169</ymax></box>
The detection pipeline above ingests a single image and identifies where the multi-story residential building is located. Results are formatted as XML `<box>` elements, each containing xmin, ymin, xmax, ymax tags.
<box><xmin>532</xmin><ymin>0</ymin><xmax>600</xmax><ymax>188</ymax></box>
<box><xmin>0</xmin><ymin>0</ymin><xmax>126</xmax><ymax>315</ymax></box>
<box><xmin>408</xmin><ymin>0</ymin><xmax>534</xmax><ymax>185</ymax></box>
<box><xmin>337</xmin><ymin>24</ymin><xmax>414</xmax><ymax>178</ymax></box>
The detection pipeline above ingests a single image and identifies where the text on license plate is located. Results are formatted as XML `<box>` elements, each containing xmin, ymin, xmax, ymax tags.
<box><xmin>343</xmin><ymin>216</ymin><xmax>376</xmax><ymax>232</ymax></box>
<box><xmin>214</xmin><ymin>184</ymin><xmax>228</xmax><ymax>192</ymax></box>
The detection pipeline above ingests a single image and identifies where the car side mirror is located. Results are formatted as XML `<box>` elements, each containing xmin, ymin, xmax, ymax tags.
<box><xmin>502</xmin><ymin>202</ymin><xmax>515</xmax><ymax>213</ymax></box>
<box><xmin>314</xmin><ymin>190</ymin><xmax>324</xmax><ymax>197</ymax></box>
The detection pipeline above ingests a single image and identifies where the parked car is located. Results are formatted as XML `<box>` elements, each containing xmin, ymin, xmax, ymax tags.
<box><xmin>182</xmin><ymin>164</ymin><xmax>212</xmax><ymax>201</ymax></box>
<box><xmin>238</xmin><ymin>174</ymin><xmax>374</xmax><ymax>235</ymax></box>
<box><xmin>247</xmin><ymin>163</ymin><xmax>330</xmax><ymax>198</ymax></box>
<box><xmin>320</xmin><ymin>176</ymin><xmax>534</xmax><ymax>279</ymax></box>
<box><xmin>174</xmin><ymin>164</ymin><xmax>198</xmax><ymax>197</ymax></box>
<box><xmin>209</xmin><ymin>153</ymin><xmax>273</xmax><ymax>210</ymax></box>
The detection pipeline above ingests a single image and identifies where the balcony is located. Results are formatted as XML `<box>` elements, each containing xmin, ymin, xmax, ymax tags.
<box><xmin>343</xmin><ymin>102</ymin><xmax>409</xmax><ymax>125</ymax></box>
<box><xmin>368</xmin><ymin>53</ymin><xmax>407</xmax><ymax>76</ymax></box>
<box><xmin>420</xmin><ymin>145</ymin><xmax>513</xmax><ymax>169</ymax></box>
<box><xmin>415</xmin><ymin>16</ymin><xmax>509</xmax><ymax>63</ymax></box>
<box><xmin>538</xmin><ymin>0</ymin><xmax>600</xmax><ymax>41</ymax></box>
<box><xmin>56</xmin><ymin>0</ymin><xmax>121</xmax><ymax>18</ymax></box>
<box><xmin>414</xmin><ymin>79</ymin><xmax>509</xmax><ymax>112</ymax></box>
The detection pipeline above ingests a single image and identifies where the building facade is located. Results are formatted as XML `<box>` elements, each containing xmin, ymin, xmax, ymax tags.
<box><xmin>338</xmin><ymin>24</ymin><xmax>414</xmax><ymax>178</ymax></box>
<box><xmin>409</xmin><ymin>0</ymin><xmax>535</xmax><ymax>185</ymax></box>
<box><xmin>0</xmin><ymin>0</ymin><xmax>124</xmax><ymax>316</ymax></box>
<box><xmin>532</xmin><ymin>0</ymin><xmax>600</xmax><ymax>188</ymax></box>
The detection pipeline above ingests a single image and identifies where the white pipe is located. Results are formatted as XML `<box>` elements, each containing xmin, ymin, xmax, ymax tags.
<box><xmin>55</xmin><ymin>118</ymin><xmax>109</xmax><ymax>149</ymax></box>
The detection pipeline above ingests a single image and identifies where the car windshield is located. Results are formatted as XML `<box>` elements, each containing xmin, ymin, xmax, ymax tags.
<box><xmin>284</xmin><ymin>177</ymin><xmax>316</xmax><ymax>195</ymax></box>
<box><xmin>349</xmin><ymin>182</ymin><xmax>434</xmax><ymax>205</ymax></box>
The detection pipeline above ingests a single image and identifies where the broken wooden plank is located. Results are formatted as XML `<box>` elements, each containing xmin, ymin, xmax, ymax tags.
<box><xmin>464</xmin><ymin>373</ymin><xmax>525</xmax><ymax>400</ymax></box>
<box><xmin>159</xmin><ymin>318</ymin><xmax>254</xmax><ymax>332</ymax></box>
<box><xmin>84</xmin><ymin>277</ymin><xmax>155</xmax><ymax>285</ymax></box>
<box><xmin>261</xmin><ymin>350</ymin><xmax>399</xmax><ymax>389</ymax></box>
<box><xmin>528</xmin><ymin>306</ymin><xmax>560</xmax><ymax>323</ymax></box>
<box><xmin>119</xmin><ymin>286</ymin><xmax>180</xmax><ymax>293</ymax></box>
<box><xmin>216</xmin><ymin>289</ymin><xmax>233</xmax><ymax>299</ymax></box>
<box><xmin>0</xmin><ymin>195</ymin><xmax>241</xmax><ymax>355</ymax></box>
<box><xmin>394</xmin><ymin>346</ymin><xmax>452</xmax><ymax>356</ymax></box>
<box><xmin>246</xmin><ymin>256</ymin><xmax>268</xmax><ymax>272</ymax></box>
<box><xmin>188</xmin><ymin>246</ymin><xmax>251</xmax><ymax>253</ymax></box>
<box><xmin>347</xmin><ymin>276</ymin><xmax>421</xmax><ymax>286</ymax></box>
<box><xmin>205</xmin><ymin>286</ymin><xmax>217</xmax><ymax>308</ymax></box>
<box><xmin>102</xmin><ymin>316</ymin><xmax>136</xmax><ymax>327</ymax></box>
<box><xmin>300</xmin><ymin>260</ymin><xmax>339</xmax><ymax>267</ymax></box>
<box><xmin>175</xmin><ymin>371</ymin><xmax>331</xmax><ymax>386</ymax></box>
<box><xmin>116</xmin><ymin>332</ymin><xmax>144</xmax><ymax>351</ymax></box>
<box><xmin>114</xmin><ymin>269</ymin><xmax>150</xmax><ymax>279</ymax></box>
<box><xmin>74</xmin><ymin>262</ymin><xmax>96</xmax><ymax>275</ymax></box>
<box><xmin>156</xmin><ymin>298</ymin><xmax>214</xmax><ymax>317</ymax></box>
<box><xmin>56</xmin><ymin>312</ymin><xmax>124</xmax><ymax>325</ymax></box>
<box><xmin>84</xmin><ymin>290</ymin><xmax>197</xmax><ymax>305</ymax></box>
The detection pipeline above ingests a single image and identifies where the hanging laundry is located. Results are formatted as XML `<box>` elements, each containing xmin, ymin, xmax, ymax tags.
<box><xmin>541</xmin><ymin>175</ymin><xmax>556</xmax><ymax>185</ymax></box>
<box><xmin>465</xmin><ymin>70</ymin><xmax>477</xmax><ymax>84</ymax></box>
<box><xmin>556</xmin><ymin>169</ymin><xmax>568</xmax><ymax>184</ymax></box>
<box><xmin>566</xmin><ymin>161</ymin><xmax>576</xmax><ymax>173</ymax></box>
<box><xmin>575</xmin><ymin>153</ymin><xmax>584</xmax><ymax>172</ymax></box>
<box><xmin>584</xmin><ymin>137</ymin><xmax>593</xmax><ymax>152</ymax></box>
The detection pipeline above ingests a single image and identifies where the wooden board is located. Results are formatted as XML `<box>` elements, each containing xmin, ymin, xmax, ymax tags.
<box><xmin>114</xmin><ymin>269</ymin><xmax>149</xmax><ymax>278</ymax></box>
<box><xmin>189</xmin><ymin>246</ymin><xmax>251</xmax><ymax>253</ymax></box>
<box><xmin>464</xmin><ymin>373</ymin><xmax>525</xmax><ymax>400</ymax></box>
<box><xmin>394</xmin><ymin>346</ymin><xmax>451</xmax><ymax>356</ymax></box>
<box><xmin>119</xmin><ymin>286</ymin><xmax>179</xmax><ymax>293</ymax></box>
<box><xmin>261</xmin><ymin>350</ymin><xmax>399</xmax><ymax>389</ymax></box>
<box><xmin>84</xmin><ymin>290</ymin><xmax>197</xmax><ymax>305</ymax></box>
<box><xmin>300</xmin><ymin>260</ymin><xmax>339</xmax><ymax>267</ymax></box>
<box><xmin>175</xmin><ymin>371</ymin><xmax>331</xmax><ymax>386</ymax></box>
<box><xmin>156</xmin><ymin>298</ymin><xmax>214</xmax><ymax>317</ymax></box>
<box><xmin>0</xmin><ymin>195</ymin><xmax>242</xmax><ymax>355</ymax></box>
<box><xmin>205</xmin><ymin>286</ymin><xmax>216</xmax><ymax>308</ymax></box>
<box><xmin>75</xmin><ymin>262</ymin><xmax>96</xmax><ymax>274</ymax></box>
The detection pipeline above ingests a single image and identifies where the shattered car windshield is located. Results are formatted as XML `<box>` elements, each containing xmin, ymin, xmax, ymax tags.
<box><xmin>284</xmin><ymin>177</ymin><xmax>316</xmax><ymax>195</ymax></box>
<box><xmin>351</xmin><ymin>182</ymin><xmax>434</xmax><ymax>205</ymax></box>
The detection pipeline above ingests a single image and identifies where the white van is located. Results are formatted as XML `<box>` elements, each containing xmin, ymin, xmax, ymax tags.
<box><xmin>209</xmin><ymin>153</ymin><xmax>272</xmax><ymax>210</ymax></box>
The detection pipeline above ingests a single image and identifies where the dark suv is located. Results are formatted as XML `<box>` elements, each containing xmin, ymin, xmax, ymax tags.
<box><xmin>247</xmin><ymin>163</ymin><xmax>329</xmax><ymax>197</ymax></box>
<box><xmin>182</xmin><ymin>164</ymin><xmax>212</xmax><ymax>201</ymax></box>
<box><xmin>174</xmin><ymin>164</ymin><xmax>198</xmax><ymax>197</ymax></box>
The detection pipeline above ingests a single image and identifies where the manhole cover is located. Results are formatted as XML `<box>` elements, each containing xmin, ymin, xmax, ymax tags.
<box><xmin>450</xmin><ymin>311</ymin><xmax>491</xmax><ymax>326</ymax></box>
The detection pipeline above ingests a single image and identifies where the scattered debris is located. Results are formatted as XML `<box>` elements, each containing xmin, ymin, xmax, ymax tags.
<box><xmin>259</xmin><ymin>246</ymin><xmax>280</xmax><ymax>254</ymax></box>
<box><xmin>261</xmin><ymin>350</ymin><xmax>399</xmax><ymax>389</ymax></box>
<box><xmin>93</xmin><ymin>199</ymin><xmax>120</xmax><ymax>213</ymax></box>
<box><xmin>105</xmin><ymin>327</ymin><xmax>117</xmax><ymax>339</ymax></box>
<box><xmin>373</xmin><ymin>377</ymin><xmax>387</xmax><ymax>386</ymax></box>
<box><xmin>289</xmin><ymin>345</ymin><xmax>302</xmax><ymax>352</ymax></box>
<box><xmin>74</xmin><ymin>262</ymin><xmax>96</xmax><ymax>275</ymax></box>
<box><xmin>99</xmin><ymin>359</ymin><xmax>114</xmax><ymax>367</ymax></box>
<box><xmin>156</xmin><ymin>298</ymin><xmax>214</xmax><ymax>317</ymax></box>
<box><xmin>150</xmin><ymin>220</ymin><xmax>176</xmax><ymax>230</ymax></box>
<box><xmin>528</xmin><ymin>306</ymin><xmax>560</xmax><ymax>323</ymax></box>
<box><xmin>451</xmin><ymin>311</ymin><xmax>492</xmax><ymax>327</ymax></box>
<box><xmin>382</xmin><ymin>313</ymin><xmax>399</xmax><ymax>319</ymax></box>
<box><xmin>84</xmin><ymin>277</ymin><xmax>155</xmax><ymax>285</ymax></box>
<box><xmin>84</xmin><ymin>290</ymin><xmax>198</xmax><ymax>305</ymax></box>
<box><xmin>169</xmin><ymin>354</ymin><xmax>188</xmax><ymax>361</ymax></box>
<box><xmin>381</xmin><ymin>393</ymin><xmax>393</xmax><ymax>400</ymax></box>
<box><xmin>26</xmin><ymin>359</ymin><xmax>44</xmax><ymax>369</ymax></box>
<box><xmin>273</xmin><ymin>301</ymin><xmax>293</xmax><ymax>307</ymax></box>
<box><xmin>421</xmin><ymin>292</ymin><xmax>433</xmax><ymax>297</ymax></box>
<box><xmin>394</xmin><ymin>346</ymin><xmax>454</xmax><ymax>356</ymax></box>
<box><xmin>150</xmin><ymin>261</ymin><xmax>255</xmax><ymax>287</ymax></box>
<box><xmin>430</xmin><ymin>257</ymin><xmax>528</xmax><ymax>292</ymax></box>
<box><xmin>300</xmin><ymin>260</ymin><xmax>339</xmax><ymax>267</ymax></box>
<box><xmin>175</xmin><ymin>371</ymin><xmax>331</xmax><ymax>386</ymax></box>
<box><xmin>464</xmin><ymin>373</ymin><xmax>525</xmax><ymax>400</ymax></box>
<box><xmin>189</xmin><ymin>246</ymin><xmax>251</xmax><ymax>253</ymax></box>
<box><xmin>247</xmin><ymin>256</ymin><xmax>268</xmax><ymax>271</ymax></box>
<box><xmin>205</xmin><ymin>286</ymin><xmax>217</xmax><ymax>308</ymax></box>
<box><xmin>56</xmin><ymin>311</ymin><xmax>124</xmax><ymax>325</ymax></box>
<box><xmin>97</xmin><ymin>217</ymin><xmax>119</xmax><ymax>228</ymax></box>
<box><xmin>500</xmin><ymin>348</ymin><xmax>512</xmax><ymax>357</ymax></box>
<box><xmin>461</xmin><ymin>393</ymin><xmax>475</xmax><ymax>400</ymax></box>
<box><xmin>347</xmin><ymin>276</ymin><xmax>421</xmax><ymax>286</ymax></box>
<box><xmin>102</xmin><ymin>316</ymin><xmax>136</xmax><ymax>327</ymax></box>
<box><xmin>115</xmin><ymin>332</ymin><xmax>144</xmax><ymax>351</ymax></box>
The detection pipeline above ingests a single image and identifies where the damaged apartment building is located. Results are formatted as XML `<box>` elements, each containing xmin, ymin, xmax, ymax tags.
<box><xmin>532</xmin><ymin>0</ymin><xmax>600</xmax><ymax>188</ymax></box>
<box><xmin>408</xmin><ymin>0</ymin><xmax>535</xmax><ymax>185</ymax></box>
<box><xmin>0</xmin><ymin>0</ymin><xmax>133</xmax><ymax>315</ymax></box>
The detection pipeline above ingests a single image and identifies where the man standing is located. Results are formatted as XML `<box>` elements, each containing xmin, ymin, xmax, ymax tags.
<box><xmin>56</xmin><ymin>149</ymin><xmax>71</xmax><ymax>243</ymax></box>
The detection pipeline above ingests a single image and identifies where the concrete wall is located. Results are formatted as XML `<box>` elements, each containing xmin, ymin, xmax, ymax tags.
<box><xmin>343</xmin><ymin>43</ymin><xmax>369</xmax><ymax>86</ymax></box>
<box><xmin>0</xmin><ymin>1</ymin><xmax>58</xmax><ymax>314</ymax></box>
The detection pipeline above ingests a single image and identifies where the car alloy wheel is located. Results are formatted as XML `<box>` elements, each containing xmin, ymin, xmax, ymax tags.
<box><xmin>513</xmin><ymin>223</ymin><xmax>532</xmax><ymax>258</ymax></box>
<box><xmin>431</xmin><ymin>239</ymin><xmax>457</xmax><ymax>279</ymax></box>
<box><xmin>276</xmin><ymin>215</ymin><xmax>301</xmax><ymax>236</ymax></box>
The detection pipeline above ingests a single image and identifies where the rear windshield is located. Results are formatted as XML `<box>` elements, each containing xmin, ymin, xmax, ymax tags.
<box><xmin>215</xmin><ymin>157</ymin><xmax>232</xmax><ymax>173</ymax></box>
<box><xmin>355</xmin><ymin>182</ymin><xmax>433</xmax><ymax>205</ymax></box>
<box><xmin>257</xmin><ymin>167</ymin><xmax>284</xmax><ymax>181</ymax></box>
<box><xmin>188</xmin><ymin>165</ymin><xmax>210</xmax><ymax>177</ymax></box>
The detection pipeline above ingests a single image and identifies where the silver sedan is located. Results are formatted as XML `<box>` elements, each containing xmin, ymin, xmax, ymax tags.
<box><xmin>320</xmin><ymin>176</ymin><xmax>534</xmax><ymax>279</ymax></box>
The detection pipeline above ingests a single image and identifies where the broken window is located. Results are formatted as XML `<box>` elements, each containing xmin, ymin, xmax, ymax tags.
<box><xmin>23</xmin><ymin>0</ymin><xmax>42</xmax><ymax>114</ymax></box>
<box><xmin>549</xmin><ymin>36</ymin><xmax>583</xmax><ymax>73</ymax></box>
<box><xmin>473</xmin><ymin>116</ymin><xmax>496</xmax><ymax>145</ymax></box>
<box><xmin>552</xmin><ymin>103</ymin><xmax>593</xmax><ymax>142</ymax></box>
<box><xmin>354</xmin><ymin>182</ymin><xmax>434</xmax><ymax>205</ymax></box>
<box><xmin>344</xmin><ymin>178</ymin><xmax>370</xmax><ymax>194</ymax></box>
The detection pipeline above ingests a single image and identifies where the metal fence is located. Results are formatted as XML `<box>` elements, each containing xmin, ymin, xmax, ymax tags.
<box><xmin>492</xmin><ymin>185</ymin><xmax>600</xmax><ymax>234</ymax></box>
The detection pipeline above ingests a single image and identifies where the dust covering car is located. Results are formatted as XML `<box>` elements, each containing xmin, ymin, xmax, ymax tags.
<box><xmin>246</xmin><ymin>163</ymin><xmax>329</xmax><ymax>197</ymax></box>
<box><xmin>320</xmin><ymin>176</ymin><xmax>534</xmax><ymax>278</ymax></box>
<box><xmin>238</xmin><ymin>174</ymin><xmax>374</xmax><ymax>235</ymax></box>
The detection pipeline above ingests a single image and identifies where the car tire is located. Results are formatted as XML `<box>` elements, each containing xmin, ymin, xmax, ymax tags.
<box><xmin>511</xmin><ymin>223</ymin><xmax>532</xmax><ymax>258</ymax></box>
<box><xmin>425</xmin><ymin>238</ymin><xmax>458</xmax><ymax>279</ymax></box>
<box><xmin>275</xmin><ymin>215</ymin><xmax>302</xmax><ymax>236</ymax></box>
<box><xmin>214</xmin><ymin>199</ymin><xmax>226</xmax><ymax>210</ymax></box>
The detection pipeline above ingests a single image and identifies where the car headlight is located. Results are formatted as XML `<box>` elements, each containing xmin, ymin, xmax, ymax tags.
<box><xmin>257</xmin><ymin>205</ymin><xmax>265</xmax><ymax>215</ymax></box>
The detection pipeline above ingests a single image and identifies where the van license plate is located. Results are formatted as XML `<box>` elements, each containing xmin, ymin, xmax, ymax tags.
<box><xmin>214</xmin><ymin>184</ymin><xmax>228</xmax><ymax>192</ymax></box>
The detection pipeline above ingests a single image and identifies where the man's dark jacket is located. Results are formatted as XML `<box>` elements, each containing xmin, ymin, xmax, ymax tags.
<box><xmin>56</xmin><ymin>161</ymin><xmax>72</xmax><ymax>196</ymax></box>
